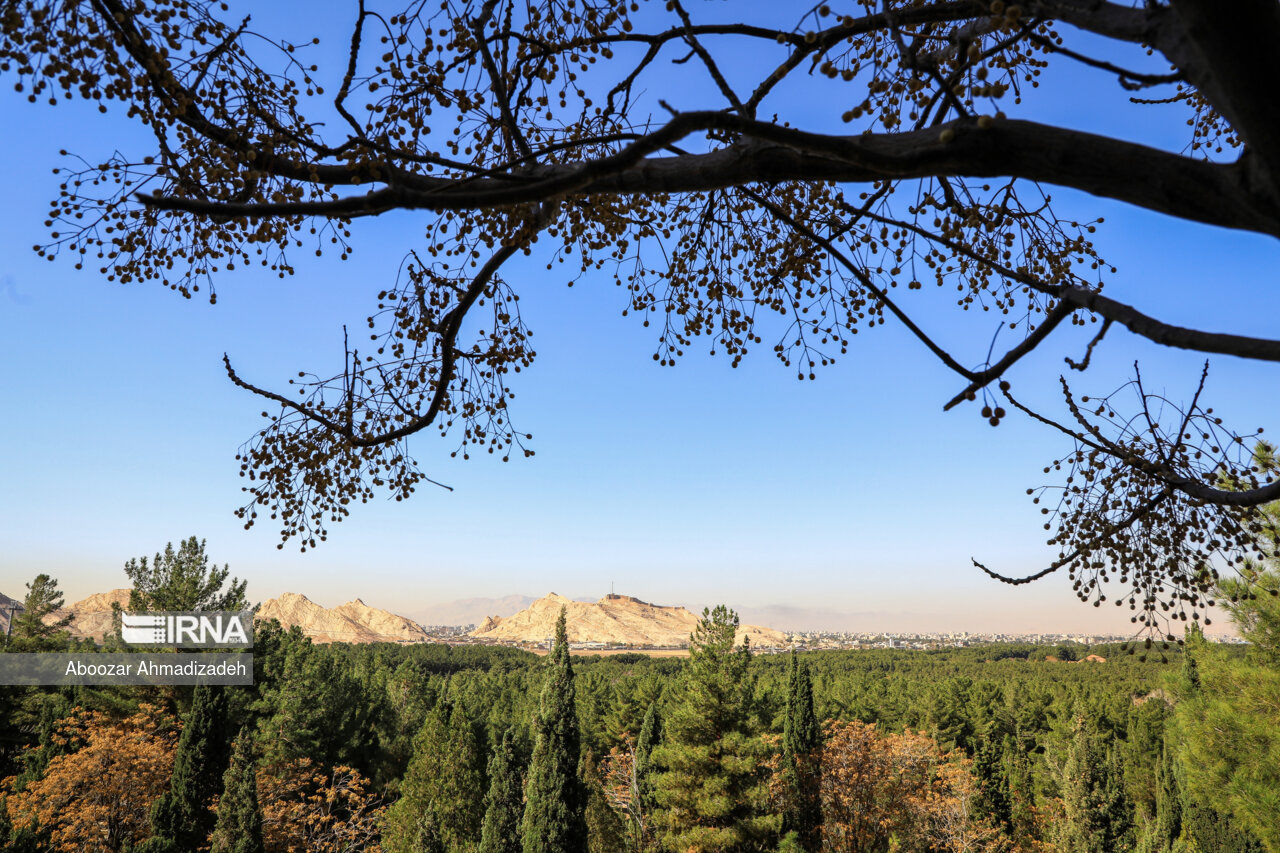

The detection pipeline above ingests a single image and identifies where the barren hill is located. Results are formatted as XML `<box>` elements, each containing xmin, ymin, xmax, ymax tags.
<box><xmin>471</xmin><ymin>593</ymin><xmax>789</xmax><ymax>648</ymax></box>
<box><xmin>258</xmin><ymin>593</ymin><xmax>431</xmax><ymax>644</ymax></box>
<box><xmin>38</xmin><ymin>589</ymin><xmax>131</xmax><ymax>640</ymax></box>
<box><xmin>18</xmin><ymin>588</ymin><xmax>429</xmax><ymax>645</ymax></box>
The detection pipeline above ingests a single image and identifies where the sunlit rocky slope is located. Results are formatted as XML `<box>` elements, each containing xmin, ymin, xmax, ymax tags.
<box><xmin>472</xmin><ymin>592</ymin><xmax>788</xmax><ymax>648</ymax></box>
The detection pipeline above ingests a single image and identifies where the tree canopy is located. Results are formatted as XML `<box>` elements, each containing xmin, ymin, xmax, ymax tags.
<box><xmin>123</xmin><ymin>536</ymin><xmax>248</xmax><ymax>613</ymax></box>
<box><xmin>4</xmin><ymin>0</ymin><xmax>1280</xmax><ymax>634</ymax></box>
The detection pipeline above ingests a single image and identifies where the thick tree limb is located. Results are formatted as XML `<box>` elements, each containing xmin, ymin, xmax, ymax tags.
<box><xmin>141</xmin><ymin>114</ymin><xmax>1280</xmax><ymax>239</ymax></box>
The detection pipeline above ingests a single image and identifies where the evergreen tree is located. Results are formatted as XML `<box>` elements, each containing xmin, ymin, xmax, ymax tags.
<box><xmin>13</xmin><ymin>694</ymin><xmax>73</xmax><ymax>791</ymax></box>
<box><xmin>651</xmin><ymin>605</ymin><xmax>776</xmax><ymax>853</ymax></box>
<box><xmin>10</xmin><ymin>574</ymin><xmax>72</xmax><ymax>640</ymax></box>
<box><xmin>142</xmin><ymin>683</ymin><xmax>234</xmax><ymax>852</ymax></box>
<box><xmin>480</xmin><ymin>728</ymin><xmax>525</xmax><ymax>853</ymax></box>
<box><xmin>780</xmin><ymin>651</ymin><xmax>821</xmax><ymax>851</ymax></box>
<box><xmin>1172</xmin><ymin>495</ymin><xmax>1279</xmax><ymax>853</ymax></box>
<box><xmin>123</xmin><ymin>536</ymin><xmax>248</xmax><ymax>613</ymax></box>
<box><xmin>1138</xmin><ymin>743</ymin><xmax>1180</xmax><ymax>853</ymax></box>
<box><xmin>254</xmin><ymin>628</ymin><xmax>378</xmax><ymax>773</ymax></box>
<box><xmin>0</xmin><ymin>795</ymin><xmax>10</xmax><ymax>844</ymax></box>
<box><xmin>521</xmin><ymin>607</ymin><xmax>588</xmax><ymax>853</ymax></box>
<box><xmin>1003</xmin><ymin>733</ymin><xmax>1038</xmax><ymax>847</ymax></box>
<box><xmin>928</xmin><ymin>677</ymin><xmax>974</xmax><ymax>753</ymax></box>
<box><xmin>973</xmin><ymin>733</ymin><xmax>1012</xmax><ymax>832</ymax></box>
<box><xmin>210</xmin><ymin>727</ymin><xmax>264</xmax><ymax>853</ymax></box>
<box><xmin>1053</xmin><ymin>711</ymin><xmax>1132</xmax><ymax>853</ymax></box>
<box><xmin>384</xmin><ymin>693</ymin><xmax>486</xmax><ymax>853</ymax></box>
<box><xmin>634</xmin><ymin>701</ymin><xmax>661</xmax><ymax>814</ymax></box>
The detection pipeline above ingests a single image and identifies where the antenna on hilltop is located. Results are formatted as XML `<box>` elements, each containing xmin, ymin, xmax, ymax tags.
<box><xmin>611</xmin><ymin>581</ymin><xmax>614</xmax><ymax>597</ymax></box>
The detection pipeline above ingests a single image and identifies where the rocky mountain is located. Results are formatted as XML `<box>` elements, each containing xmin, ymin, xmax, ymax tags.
<box><xmin>11</xmin><ymin>588</ymin><xmax>429</xmax><ymax>645</ymax></box>
<box><xmin>471</xmin><ymin>592</ymin><xmax>789</xmax><ymax>648</ymax></box>
<box><xmin>257</xmin><ymin>593</ymin><xmax>431</xmax><ymax>644</ymax></box>
<box><xmin>43</xmin><ymin>589</ymin><xmax>131</xmax><ymax>640</ymax></box>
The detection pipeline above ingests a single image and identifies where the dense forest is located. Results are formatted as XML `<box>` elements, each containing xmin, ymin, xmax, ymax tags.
<box><xmin>2</xmin><ymin>554</ymin><xmax>1277</xmax><ymax>853</ymax></box>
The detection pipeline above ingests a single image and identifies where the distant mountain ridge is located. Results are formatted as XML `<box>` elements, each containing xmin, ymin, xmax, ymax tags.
<box><xmin>472</xmin><ymin>592</ymin><xmax>789</xmax><ymax>648</ymax></box>
<box><xmin>257</xmin><ymin>593</ymin><xmax>432</xmax><ymax>644</ymax></box>
<box><xmin>3</xmin><ymin>587</ymin><xmax>795</xmax><ymax>646</ymax></box>
<box><xmin>2</xmin><ymin>589</ymin><xmax>430</xmax><ymax>645</ymax></box>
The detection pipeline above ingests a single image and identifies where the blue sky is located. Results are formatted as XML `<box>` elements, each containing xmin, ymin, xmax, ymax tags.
<box><xmin>1</xmin><ymin>3</ymin><xmax>1276</xmax><ymax>633</ymax></box>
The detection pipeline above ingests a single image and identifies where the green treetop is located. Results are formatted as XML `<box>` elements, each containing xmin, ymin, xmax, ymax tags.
<box><xmin>124</xmin><ymin>536</ymin><xmax>248</xmax><ymax>613</ymax></box>
<box><xmin>142</xmin><ymin>683</ymin><xmax>235</xmax><ymax>853</ymax></box>
<box><xmin>651</xmin><ymin>605</ymin><xmax>777</xmax><ymax>853</ymax></box>
<box><xmin>781</xmin><ymin>650</ymin><xmax>821</xmax><ymax>851</ymax></box>
<box><xmin>480</xmin><ymin>727</ymin><xmax>525</xmax><ymax>853</ymax></box>
<box><xmin>210</xmin><ymin>726</ymin><xmax>265</xmax><ymax>853</ymax></box>
<box><xmin>383</xmin><ymin>693</ymin><xmax>486</xmax><ymax>853</ymax></box>
<box><xmin>521</xmin><ymin>606</ymin><xmax>588</xmax><ymax>853</ymax></box>
<box><xmin>9</xmin><ymin>574</ymin><xmax>72</xmax><ymax>641</ymax></box>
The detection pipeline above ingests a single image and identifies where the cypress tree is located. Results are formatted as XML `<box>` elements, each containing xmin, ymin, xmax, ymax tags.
<box><xmin>1003</xmin><ymin>733</ymin><xmax>1037</xmax><ymax>846</ymax></box>
<box><xmin>1137</xmin><ymin>743</ymin><xmax>1180</xmax><ymax>853</ymax></box>
<box><xmin>1053</xmin><ymin>711</ymin><xmax>1132</xmax><ymax>853</ymax></box>
<box><xmin>142</xmin><ymin>683</ymin><xmax>233</xmax><ymax>852</ymax></box>
<box><xmin>651</xmin><ymin>605</ymin><xmax>776</xmax><ymax>853</ymax></box>
<box><xmin>210</xmin><ymin>727</ymin><xmax>264</xmax><ymax>853</ymax></box>
<box><xmin>480</xmin><ymin>728</ymin><xmax>525</xmax><ymax>853</ymax></box>
<box><xmin>973</xmin><ymin>734</ymin><xmax>1012</xmax><ymax>832</ymax></box>
<box><xmin>634</xmin><ymin>701</ymin><xmax>661</xmax><ymax>813</ymax></box>
<box><xmin>521</xmin><ymin>607</ymin><xmax>588</xmax><ymax>853</ymax></box>
<box><xmin>781</xmin><ymin>651</ymin><xmax>821</xmax><ymax>851</ymax></box>
<box><xmin>384</xmin><ymin>693</ymin><xmax>486</xmax><ymax>853</ymax></box>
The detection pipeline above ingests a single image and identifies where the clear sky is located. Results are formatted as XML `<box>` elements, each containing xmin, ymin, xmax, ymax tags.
<box><xmin>1</xmin><ymin>3</ymin><xmax>1276</xmax><ymax>634</ymax></box>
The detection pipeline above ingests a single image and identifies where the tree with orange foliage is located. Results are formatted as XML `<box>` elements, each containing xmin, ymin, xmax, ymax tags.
<box><xmin>819</xmin><ymin>721</ymin><xmax>936</xmax><ymax>852</ymax></box>
<box><xmin>921</xmin><ymin>759</ymin><xmax>1013</xmax><ymax>853</ymax></box>
<box><xmin>818</xmin><ymin>720</ymin><xmax>1012</xmax><ymax>853</ymax></box>
<box><xmin>599</xmin><ymin>734</ymin><xmax>649</xmax><ymax>853</ymax></box>
<box><xmin>255</xmin><ymin>758</ymin><xmax>385</xmax><ymax>853</ymax></box>
<box><xmin>4</xmin><ymin>704</ymin><xmax>178</xmax><ymax>853</ymax></box>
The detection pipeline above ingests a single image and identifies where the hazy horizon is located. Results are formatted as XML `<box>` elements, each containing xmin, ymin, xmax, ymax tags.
<box><xmin>0</xmin><ymin>572</ymin><xmax>1236</xmax><ymax>637</ymax></box>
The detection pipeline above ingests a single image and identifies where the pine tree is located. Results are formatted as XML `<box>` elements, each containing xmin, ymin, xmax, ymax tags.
<box><xmin>10</xmin><ymin>574</ymin><xmax>72</xmax><ymax>640</ymax></box>
<box><xmin>781</xmin><ymin>651</ymin><xmax>821</xmax><ymax>851</ymax></box>
<box><xmin>210</xmin><ymin>727</ymin><xmax>264</xmax><ymax>853</ymax></box>
<box><xmin>140</xmin><ymin>684</ymin><xmax>233</xmax><ymax>853</ymax></box>
<box><xmin>384</xmin><ymin>693</ymin><xmax>486</xmax><ymax>853</ymax></box>
<box><xmin>521</xmin><ymin>607</ymin><xmax>588</xmax><ymax>853</ymax></box>
<box><xmin>123</xmin><ymin>536</ymin><xmax>247</xmax><ymax>613</ymax></box>
<box><xmin>651</xmin><ymin>605</ymin><xmax>777</xmax><ymax>853</ymax></box>
<box><xmin>480</xmin><ymin>728</ymin><xmax>525</xmax><ymax>853</ymax></box>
